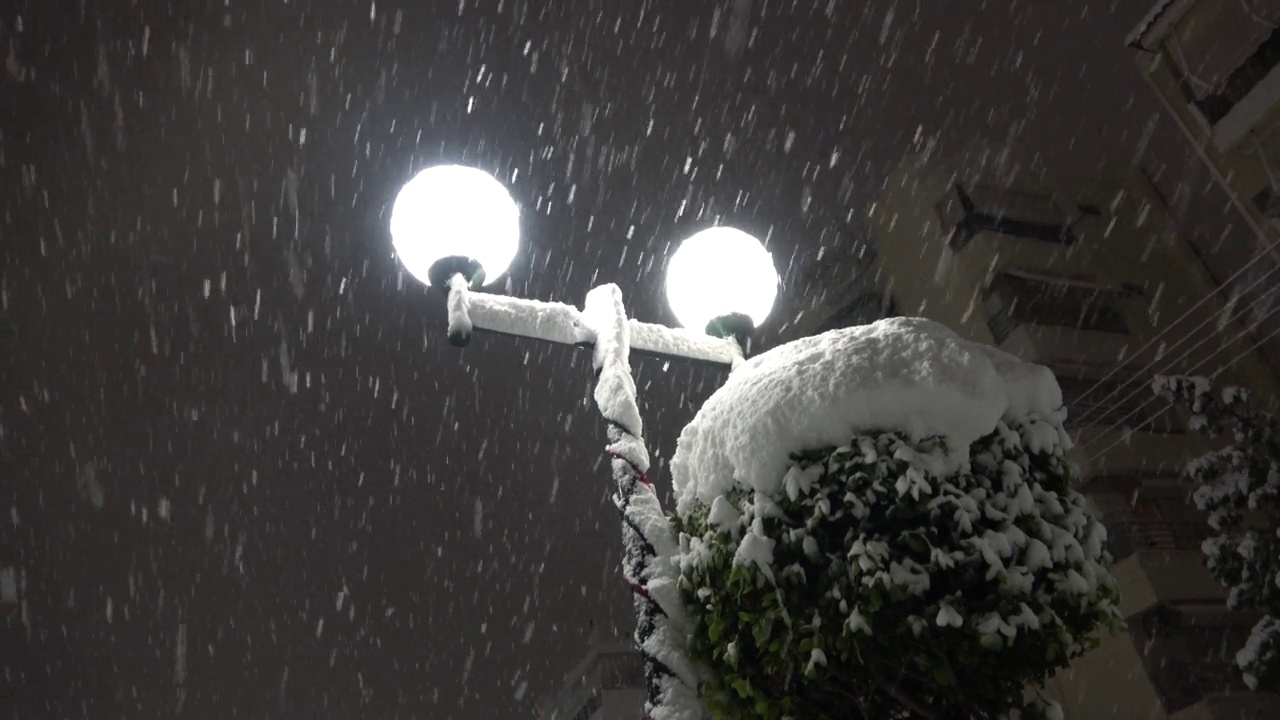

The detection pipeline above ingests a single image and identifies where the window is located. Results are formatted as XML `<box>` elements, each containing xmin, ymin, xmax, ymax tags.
<box><xmin>1191</xmin><ymin>24</ymin><xmax>1280</xmax><ymax>123</ymax></box>
<box><xmin>1058</xmin><ymin>374</ymin><xmax>1183</xmax><ymax>435</ymax></box>
<box><xmin>1163</xmin><ymin>0</ymin><xmax>1279</xmax><ymax>106</ymax></box>
<box><xmin>596</xmin><ymin>652</ymin><xmax>644</xmax><ymax>690</ymax></box>
<box><xmin>935</xmin><ymin>183</ymin><xmax>1076</xmax><ymax>249</ymax></box>
<box><xmin>1252</xmin><ymin>184</ymin><xmax>1280</xmax><ymax>219</ymax></box>
<box><xmin>984</xmin><ymin>273</ymin><xmax>1128</xmax><ymax>344</ymax></box>
<box><xmin>571</xmin><ymin>693</ymin><xmax>603</xmax><ymax>720</ymax></box>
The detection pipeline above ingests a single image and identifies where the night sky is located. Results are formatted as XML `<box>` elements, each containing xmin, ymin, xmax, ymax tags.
<box><xmin>4</xmin><ymin>1</ymin><xmax>1169</xmax><ymax>718</ymax></box>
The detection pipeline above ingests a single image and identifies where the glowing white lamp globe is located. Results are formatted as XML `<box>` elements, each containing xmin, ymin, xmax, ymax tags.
<box><xmin>665</xmin><ymin>227</ymin><xmax>778</xmax><ymax>334</ymax></box>
<box><xmin>390</xmin><ymin>165</ymin><xmax>520</xmax><ymax>287</ymax></box>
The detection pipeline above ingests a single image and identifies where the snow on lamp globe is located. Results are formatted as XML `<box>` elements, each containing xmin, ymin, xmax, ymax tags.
<box><xmin>389</xmin><ymin>164</ymin><xmax>520</xmax><ymax>292</ymax></box>
<box><xmin>665</xmin><ymin>226</ymin><xmax>778</xmax><ymax>349</ymax></box>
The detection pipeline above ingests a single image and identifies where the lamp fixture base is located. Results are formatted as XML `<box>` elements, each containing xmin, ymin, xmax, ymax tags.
<box><xmin>426</xmin><ymin>255</ymin><xmax>486</xmax><ymax>293</ymax></box>
<box><xmin>705</xmin><ymin>312</ymin><xmax>755</xmax><ymax>355</ymax></box>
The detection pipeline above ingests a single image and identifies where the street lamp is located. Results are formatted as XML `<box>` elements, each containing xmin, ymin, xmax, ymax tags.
<box><xmin>390</xmin><ymin>165</ymin><xmax>778</xmax><ymax>718</ymax></box>
<box><xmin>666</xmin><ymin>226</ymin><xmax>779</xmax><ymax>350</ymax></box>
<box><xmin>390</xmin><ymin>164</ymin><xmax>520</xmax><ymax>294</ymax></box>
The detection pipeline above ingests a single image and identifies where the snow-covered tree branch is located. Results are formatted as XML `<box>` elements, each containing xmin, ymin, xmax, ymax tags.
<box><xmin>1155</xmin><ymin>375</ymin><xmax>1280</xmax><ymax>692</ymax></box>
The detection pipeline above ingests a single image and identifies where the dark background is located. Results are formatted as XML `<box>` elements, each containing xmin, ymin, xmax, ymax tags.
<box><xmin>2</xmin><ymin>1</ymin><xmax>1186</xmax><ymax>718</ymax></box>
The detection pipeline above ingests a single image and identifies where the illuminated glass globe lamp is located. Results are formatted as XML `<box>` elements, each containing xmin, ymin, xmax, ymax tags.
<box><xmin>389</xmin><ymin>164</ymin><xmax>520</xmax><ymax>292</ymax></box>
<box><xmin>665</xmin><ymin>226</ymin><xmax>779</xmax><ymax>348</ymax></box>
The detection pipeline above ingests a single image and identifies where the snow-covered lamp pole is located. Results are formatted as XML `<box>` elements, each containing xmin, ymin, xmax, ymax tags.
<box><xmin>390</xmin><ymin>165</ymin><xmax>779</xmax><ymax>720</ymax></box>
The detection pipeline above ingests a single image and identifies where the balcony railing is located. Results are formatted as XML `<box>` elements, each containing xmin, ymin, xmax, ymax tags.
<box><xmin>1105</xmin><ymin>518</ymin><xmax>1210</xmax><ymax>560</ymax></box>
<box><xmin>984</xmin><ymin>273</ymin><xmax>1130</xmax><ymax>346</ymax></box>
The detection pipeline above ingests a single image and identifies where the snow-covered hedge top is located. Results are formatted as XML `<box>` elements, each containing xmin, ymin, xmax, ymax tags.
<box><xmin>671</xmin><ymin>317</ymin><xmax>1066</xmax><ymax>515</ymax></box>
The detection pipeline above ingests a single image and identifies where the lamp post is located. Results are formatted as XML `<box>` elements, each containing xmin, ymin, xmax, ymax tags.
<box><xmin>390</xmin><ymin>165</ymin><xmax>780</xmax><ymax>719</ymax></box>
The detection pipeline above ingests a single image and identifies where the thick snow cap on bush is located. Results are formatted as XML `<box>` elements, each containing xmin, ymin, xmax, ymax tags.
<box><xmin>671</xmin><ymin>317</ymin><xmax>1064</xmax><ymax>515</ymax></box>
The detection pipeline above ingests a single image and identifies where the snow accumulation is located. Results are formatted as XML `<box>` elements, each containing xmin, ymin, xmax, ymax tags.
<box><xmin>671</xmin><ymin>317</ymin><xmax>1065</xmax><ymax>515</ymax></box>
<box><xmin>457</xmin><ymin>283</ymin><xmax>742</xmax><ymax>366</ymax></box>
<box><xmin>580</xmin><ymin>284</ymin><xmax>644</xmax><ymax>440</ymax></box>
<box><xmin>446</xmin><ymin>274</ymin><xmax>474</xmax><ymax>339</ymax></box>
<box><xmin>467</xmin><ymin>290</ymin><xmax>584</xmax><ymax>346</ymax></box>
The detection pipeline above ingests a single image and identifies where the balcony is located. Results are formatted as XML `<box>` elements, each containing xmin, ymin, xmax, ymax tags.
<box><xmin>983</xmin><ymin>273</ymin><xmax>1136</xmax><ymax>370</ymax></box>
<box><xmin>1128</xmin><ymin>603</ymin><xmax>1278</xmax><ymax>718</ymax></box>
<box><xmin>986</xmin><ymin>271</ymin><xmax>1129</xmax><ymax>337</ymax></box>
<box><xmin>1211</xmin><ymin>61</ymin><xmax>1280</xmax><ymax>153</ymax></box>
<box><xmin>994</xmin><ymin>322</ymin><xmax>1137</xmax><ymax>374</ymax></box>
<box><xmin>935</xmin><ymin>183</ymin><xmax>1077</xmax><ymax>250</ymax></box>
<box><xmin>1131</xmin><ymin>0</ymin><xmax>1280</xmax><ymax>148</ymax></box>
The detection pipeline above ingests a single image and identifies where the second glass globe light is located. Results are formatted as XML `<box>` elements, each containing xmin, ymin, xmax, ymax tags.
<box><xmin>665</xmin><ymin>227</ymin><xmax>778</xmax><ymax>335</ymax></box>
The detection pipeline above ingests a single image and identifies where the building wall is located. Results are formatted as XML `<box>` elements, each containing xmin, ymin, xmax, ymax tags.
<box><xmin>866</xmin><ymin>142</ymin><xmax>1278</xmax><ymax>719</ymax></box>
<box><xmin>1042</xmin><ymin>627</ymin><xmax>1167</xmax><ymax>720</ymax></box>
<box><xmin>1129</xmin><ymin>0</ymin><xmax>1280</xmax><ymax>376</ymax></box>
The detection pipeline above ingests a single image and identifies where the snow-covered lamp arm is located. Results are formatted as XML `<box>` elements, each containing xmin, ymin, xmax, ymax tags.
<box><xmin>439</xmin><ymin>276</ymin><xmax>746</xmax><ymax>367</ymax></box>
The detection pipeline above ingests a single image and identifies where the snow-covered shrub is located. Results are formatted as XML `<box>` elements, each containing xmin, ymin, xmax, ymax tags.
<box><xmin>676</xmin><ymin>421</ymin><xmax>1117</xmax><ymax>719</ymax></box>
<box><xmin>1155</xmin><ymin>375</ymin><xmax>1280</xmax><ymax>691</ymax></box>
<box><xmin>670</xmin><ymin>318</ymin><xmax>1121</xmax><ymax>720</ymax></box>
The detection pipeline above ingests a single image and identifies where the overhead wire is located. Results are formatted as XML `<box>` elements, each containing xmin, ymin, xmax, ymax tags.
<box><xmin>1072</xmin><ymin>261</ymin><xmax>1280</xmax><ymax>428</ymax></box>
<box><xmin>1080</xmin><ymin>287</ymin><xmax>1280</xmax><ymax>446</ymax></box>
<box><xmin>1082</xmin><ymin>302</ymin><xmax>1280</xmax><ymax>463</ymax></box>
<box><xmin>1070</xmin><ymin>236</ymin><xmax>1280</xmax><ymax>427</ymax></box>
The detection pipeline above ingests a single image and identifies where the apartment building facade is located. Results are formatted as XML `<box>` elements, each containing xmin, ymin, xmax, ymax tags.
<box><xmin>858</xmin><ymin>140</ymin><xmax>1278</xmax><ymax>718</ymax></box>
<box><xmin>1128</xmin><ymin>0</ymin><xmax>1280</xmax><ymax>375</ymax></box>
